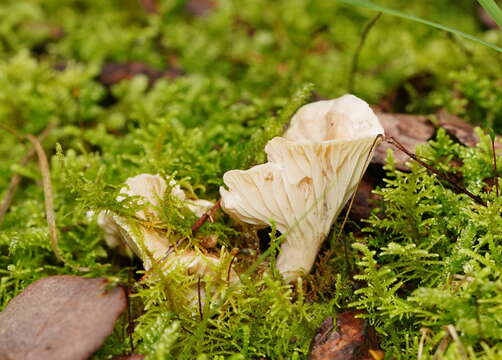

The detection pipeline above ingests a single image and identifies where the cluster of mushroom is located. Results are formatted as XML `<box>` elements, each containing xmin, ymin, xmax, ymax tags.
<box><xmin>96</xmin><ymin>94</ymin><xmax>384</xmax><ymax>295</ymax></box>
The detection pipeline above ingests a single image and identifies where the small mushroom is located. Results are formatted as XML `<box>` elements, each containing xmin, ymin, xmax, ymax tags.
<box><xmin>220</xmin><ymin>95</ymin><xmax>384</xmax><ymax>281</ymax></box>
<box><xmin>97</xmin><ymin>174</ymin><xmax>213</xmax><ymax>268</ymax></box>
<box><xmin>96</xmin><ymin>174</ymin><xmax>239</xmax><ymax>304</ymax></box>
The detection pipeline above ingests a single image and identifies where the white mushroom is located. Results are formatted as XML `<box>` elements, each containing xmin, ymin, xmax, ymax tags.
<box><xmin>96</xmin><ymin>174</ymin><xmax>240</xmax><ymax>304</ymax></box>
<box><xmin>97</xmin><ymin>174</ymin><xmax>214</xmax><ymax>268</ymax></box>
<box><xmin>220</xmin><ymin>94</ymin><xmax>384</xmax><ymax>281</ymax></box>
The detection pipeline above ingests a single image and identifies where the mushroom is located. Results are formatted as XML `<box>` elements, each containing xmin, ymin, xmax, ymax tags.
<box><xmin>97</xmin><ymin>174</ymin><xmax>211</xmax><ymax>268</ymax></box>
<box><xmin>220</xmin><ymin>94</ymin><xmax>384</xmax><ymax>281</ymax></box>
<box><xmin>96</xmin><ymin>174</ymin><xmax>239</xmax><ymax>296</ymax></box>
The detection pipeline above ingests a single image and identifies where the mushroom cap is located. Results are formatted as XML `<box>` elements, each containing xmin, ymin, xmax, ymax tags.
<box><xmin>284</xmin><ymin>94</ymin><xmax>383</xmax><ymax>142</ymax></box>
<box><xmin>220</xmin><ymin>95</ymin><xmax>384</xmax><ymax>281</ymax></box>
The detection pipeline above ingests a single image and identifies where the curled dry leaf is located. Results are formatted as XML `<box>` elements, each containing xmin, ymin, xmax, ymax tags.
<box><xmin>435</xmin><ymin>110</ymin><xmax>502</xmax><ymax>153</ymax></box>
<box><xmin>436</xmin><ymin>110</ymin><xmax>479</xmax><ymax>147</ymax></box>
<box><xmin>221</xmin><ymin>95</ymin><xmax>384</xmax><ymax>281</ymax></box>
<box><xmin>309</xmin><ymin>310</ymin><xmax>382</xmax><ymax>360</ymax></box>
<box><xmin>0</xmin><ymin>276</ymin><xmax>126</xmax><ymax>360</ymax></box>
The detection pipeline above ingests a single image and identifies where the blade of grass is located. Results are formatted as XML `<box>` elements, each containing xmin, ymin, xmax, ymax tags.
<box><xmin>478</xmin><ymin>0</ymin><xmax>502</xmax><ymax>28</ymax></box>
<box><xmin>338</xmin><ymin>0</ymin><xmax>502</xmax><ymax>52</ymax></box>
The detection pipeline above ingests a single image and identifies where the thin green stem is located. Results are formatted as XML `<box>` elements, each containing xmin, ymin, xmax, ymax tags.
<box><xmin>348</xmin><ymin>12</ymin><xmax>382</xmax><ymax>93</ymax></box>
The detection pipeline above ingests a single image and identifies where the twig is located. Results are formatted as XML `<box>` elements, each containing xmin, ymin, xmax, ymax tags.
<box><xmin>418</xmin><ymin>328</ymin><xmax>431</xmax><ymax>360</ymax></box>
<box><xmin>432</xmin><ymin>331</ymin><xmax>450</xmax><ymax>360</ymax></box>
<box><xmin>348</xmin><ymin>12</ymin><xmax>382</xmax><ymax>93</ymax></box>
<box><xmin>197</xmin><ymin>276</ymin><xmax>203</xmax><ymax>321</ymax></box>
<box><xmin>446</xmin><ymin>325</ymin><xmax>468</xmax><ymax>360</ymax></box>
<box><xmin>191</xmin><ymin>199</ymin><xmax>221</xmax><ymax>234</ymax></box>
<box><xmin>25</xmin><ymin>134</ymin><xmax>90</xmax><ymax>271</ymax></box>
<box><xmin>226</xmin><ymin>252</ymin><xmax>237</xmax><ymax>283</ymax></box>
<box><xmin>491</xmin><ymin>135</ymin><xmax>499</xmax><ymax>197</ymax></box>
<box><xmin>0</xmin><ymin>123</ymin><xmax>90</xmax><ymax>271</ymax></box>
<box><xmin>26</xmin><ymin>134</ymin><xmax>61</xmax><ymax>263</ymax></box>
<box><xmin>0</xmin><ymin>124</ymin><xmax>54</xmax><ymax>226</ymax></box>
<box><xmin>385</xmin><ymin>136</ymin><xmax>487</xmax><ymax>207</ymax></box>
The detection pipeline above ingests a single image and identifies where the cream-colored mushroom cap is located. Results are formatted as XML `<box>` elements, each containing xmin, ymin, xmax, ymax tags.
<box><xmin>220</xmin><ymin>94</ymin><xmax>384</xmax><ymax>281</ymax></box>
<box><xmin>97</xmin><ymin>174</ymin><xmax>213</xmax><ymax>268</ymax></box>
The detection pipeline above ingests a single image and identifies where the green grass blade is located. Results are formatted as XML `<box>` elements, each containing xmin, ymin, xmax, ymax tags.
<box><xmin>478</xmin><ymin>0</ymin><xmax>502</xmax><ymax>29</ymax></box>
<box><xmin>338</xmin><ymin>0</ymin><xmax>502</xmax><ymax>52</ymax></box>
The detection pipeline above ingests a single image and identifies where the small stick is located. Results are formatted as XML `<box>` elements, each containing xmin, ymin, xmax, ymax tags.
<box><xmin>348</xmin><ymin>12</ymin><xmax>382</xmax><ymax>93</ymax></box>
<box><xmin>0</xmin><ymin>124</ymin><xmax>54</xmax><ymax>226</ymax></box>
<box><xmin>446</xmin><ymin>325</ymin><xmax>468</xmax><ymax>360</ymax></box>
<box><xmin>191</xmin><ymin>199</ymin><xmax>221</xmax><ymax>234</ymax></box>
<box><xmin>226</xmin><ymin>252</ymin><xmax>237</xmax><ymax>283</ymax></box>
<box><xmin>26</xmin><ymin>134</ymin><xmax>89</xmax><ymax>271</ymax></box>
<box><xmin>491</xmin><ymin>135</ymin><xmax>499</xmax><ymax>197</ymax></box>
<box><xmin>418</xmin><ymin>328</ymin><xmax>431</xmax><ymax>360</ymax></box>
<box><xmin>0</xmin><ymin>123</ymin><xmax>90</xmax><ymax>271</ymax></box>
<box><xmin>197</xmin><ymin>276</ymin><xmax>203</xmax><ymax>321</ymax></box>
<box><xmin>432</xmin><ymin>332</ymin><xmax>450</xmax><ymax>360</ymax></box>
<box><xmin>26</xmin><ymin>134</ymin><xmax>61</xmax><ymax>264</ymax></box>
<box><xmin>385</xmin><ymin>136</ymin><xmax>486</xmax><ymax>207</ymax></box>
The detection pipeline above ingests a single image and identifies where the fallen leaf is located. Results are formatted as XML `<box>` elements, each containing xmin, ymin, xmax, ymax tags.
<box><xmin>309</xmin><ymin>310</ymin><xmax>381</xmax><ymax>360</ymax></box>
<box><xmin>436</xmin><ymin>110</ymin><xmax>479</xmax><ymax>147</ymax></box>
<box><xmin>0</xmin><ymin>275</ymin><xmax>126</xmax><ymax>360</ymax></box>
<box><xmin>437</xmin><ymin>110</ymin><xmax>502</xmax><ymax>156</ymax></box>
<box><xmin>373</xmin><ymin>113</ymin><xmax>435</xmax><ymax>170</ymax></box>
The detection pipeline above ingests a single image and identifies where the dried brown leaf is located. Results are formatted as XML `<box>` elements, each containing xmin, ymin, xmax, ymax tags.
<box><xmin>373</xmin><ymin>113</ymin><xmax>435</xmax><ymax>170</ymax></box>
<box><xmin>0</xmin><ymin>276</ymin><xmax>126</xmax><ymax>360</ymax></box>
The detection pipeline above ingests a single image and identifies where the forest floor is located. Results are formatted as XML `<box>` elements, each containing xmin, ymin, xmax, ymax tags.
<box><xmin>0</xmin><ymin>1</ymin><xmax>501</xmax><ymax>359</ymax></box>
